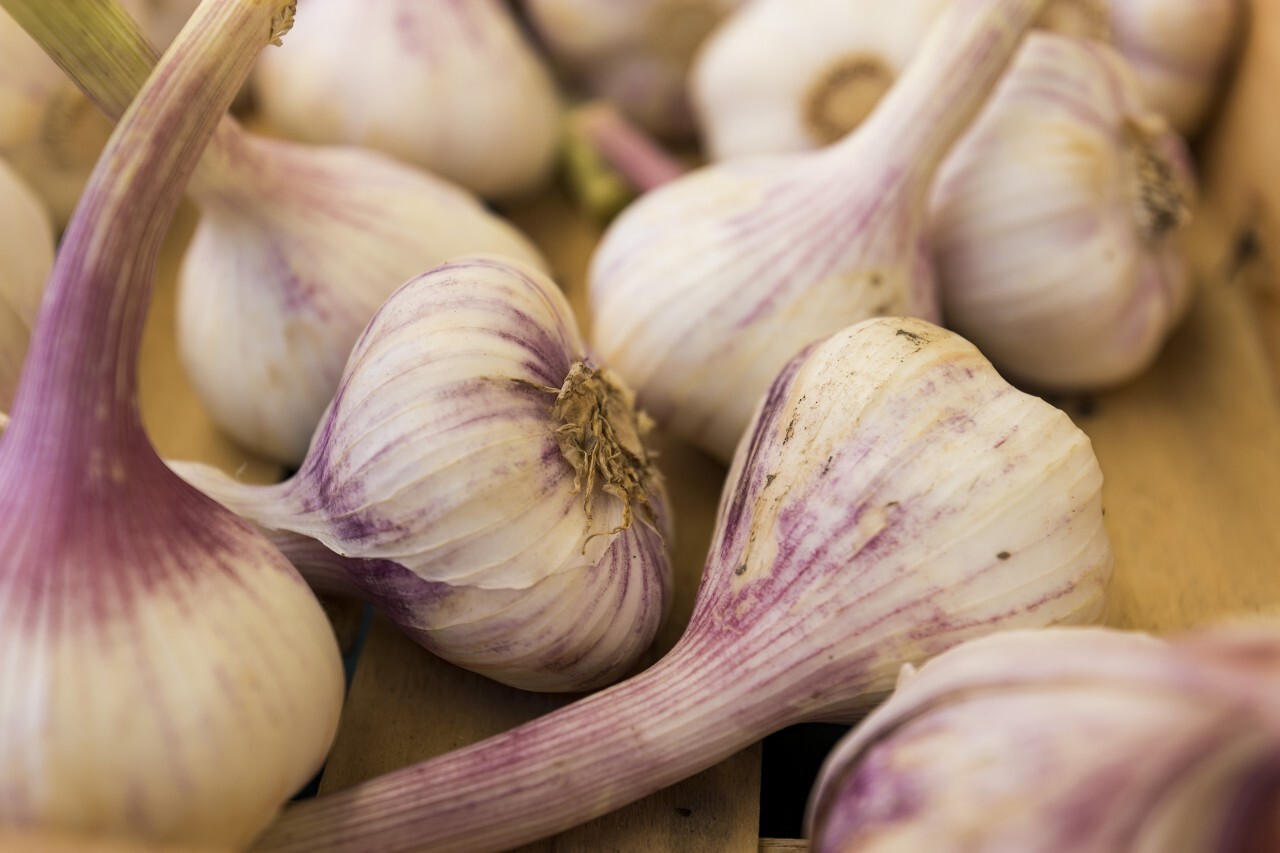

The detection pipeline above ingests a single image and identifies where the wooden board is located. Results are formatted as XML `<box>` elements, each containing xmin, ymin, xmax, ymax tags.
<box><xmin>129</xmin><ymin>5</ymin><xmax>1280</xmax><ymax>849</ymax></box>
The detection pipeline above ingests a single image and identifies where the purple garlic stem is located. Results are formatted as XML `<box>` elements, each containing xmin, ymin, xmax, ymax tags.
<box><xmin>578</xmin><ymin>100</ymin><xmax>688</xmax><ymax>191</ymax></box>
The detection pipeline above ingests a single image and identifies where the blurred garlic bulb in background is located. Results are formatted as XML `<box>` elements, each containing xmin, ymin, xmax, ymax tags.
<box><xmin>691</xmin><ymin>0</ymin><xmax>946</xmax><ymax>161</ymax></box>
<box><xmin>0</xmin><ymin>156</ymin><xmax>53</xmax><ymax>410</ymax></box>
<box><xmin>691</xmin><ymin>0</ymin><xmax>1240</xmax><ymax>162</ymax></box>
<box><xmin>523</xmin><ymin>0</ymin><xmax>744</xmax><ymax>140</ymax></box>
<box><xmin>252</xmin><ymin>0</ymin><xmax>561</xmax><ymax>199</ymax></box>
<box><xmin>806</xmin><ymin>624</ymin><xmax>1280</xmax><ymax>852</ymax></box>
<box><xmin>930</xmin><ymin>33</ymin><xmax>1195</xmax><ymax>391</ymax></box>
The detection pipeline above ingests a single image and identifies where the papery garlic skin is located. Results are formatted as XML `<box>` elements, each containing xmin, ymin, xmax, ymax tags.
<box><xmin>590</xmin><ymin>0</ymin><xmax>1044</xmax><ymax>463</ymax></box>
<box><xmin>806</xmin><ymin>626</ymin><xmax>1280</xmax><ymax>852</ymax></box>
<box><xmin>524</xmin><ymin>0</ymin><xmax>743</xmax><ymax>139</ymax></box>
<box><xmin>0</xmin><ymin>489</ymin><xmax>345</xmax><ymax>846</ymax></box>
<box><xmin>691</xmin><ymin>0</ymin><xmax>947</xmax><ymax>161</ymax></box>
<box><xmin>930</xmin><ymin>34</ymin><xmax>1195</xmax><ymax>391</ymax></box>
<box><xmin>177</xmin><ymin>256</ymin><xmax>672</xmax><ymax>693</ymax></box>
<box><xmin>0</xmin><ymin>158</ymin><xmax>53</xmax><ymax>410</ymax></box>
<box><xmin>1043</xmin><ymin>0</ymin><xmax>1241</xmax><ymax>136</ymax></box>
<box><xmin>252</xmin><ymin>0</ymin><xmax>560</xmax><ymax>199</ymax></box>
<box><xmin>178</xmin><ymin>129</ymin><xmax>548</xmax><ymax>465</ymax></box>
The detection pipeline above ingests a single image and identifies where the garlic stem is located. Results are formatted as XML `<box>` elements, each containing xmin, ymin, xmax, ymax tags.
<box><xmin>2</xmin><ymin>0</ymin><xmax>287</xmax><ymax>475</ymax></box>
<box><xmin>575</xmin><ymin>101</ymin><xmax>688</xmax><ymax>192</ymax></box>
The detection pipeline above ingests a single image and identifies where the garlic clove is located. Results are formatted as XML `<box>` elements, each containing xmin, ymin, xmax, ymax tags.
<box><xmin>178</xmin><ymin>129</ymin><xmax>549</xmax><ymax>465</ymax></box>
<box><xmin>251</xmin><ymin>0</ymin><xmax>562</xmax><ymax>199</ymax></box>
<box><xmin>524</xmin><ymin>0</ymin><xmax>745</xmax><ymax>140</ymax></box>
<box><xmin>930</xmin><ymin>33</ymin><xmax>1196</xmax><ymax>390</ymax></box>
<box><xmin>0</xmin><ymin>156</ymin><xmax>53</xmax><ymax>410</ymax></box>
<box><xmin>590</xmin><ymin>0</ymin><xmax>1045</xmax><ymax>463</ymax></box>
<box><xmin>690</xmin><ymin>0</ymin><xmax>948</xmax><ymax>160</ymax></box>
<box><xmin>806</xmin><ymin>625</ymin><xmax>1280</xmax><ymax>852</ymax></box>
<box><xmin>175</xmin><ymin>255</ymin><xmax>673</xmax><ymax>693</ymax></box>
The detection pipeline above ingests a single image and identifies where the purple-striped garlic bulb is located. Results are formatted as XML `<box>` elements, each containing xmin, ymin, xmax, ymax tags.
<box><xmin>7</xmin><ymin>0</ymin><xmax>548</xmax><ymax>466</ymax></box>
<box><xmin>0</xmin><ymin>156</ymin><xmax>53</xmax><ymax>411</ymax></box>
<box><xmin>588</xmin><ymin>0</ymin><xmax>1045</xmax><ymax>464</ymax></box>
<box><xmin>523</xmin><ymin>0</ymin><xmax>744</xmax><ymax>140</ymax></box>
<box><xmin>255</xmin><ymin>315</ymin><xmax>1112</xmax><ymax>853</ymax></box>
<box><xmin>930</xmin><ymin>33</ymin><xmax>1195</xmax><ymax>391</ymax></box>
<box><xmin>807</xmin><ymin>624</ymin><xmax>1280</xmax><ymax>852</ymax></box>
<box><xmin>0</xmin><ymin>1</ymin><xmax>344</xmax><ymax>845</ymax></box>
<box><xmin>251</xmin><ymin>0</ymin><xmax>561</xmax><ymax>199</ymax></box>
<box><xmin>175</xmin><ymin>256</ymin><xmax>672</xmax><ymax>693</ymax></box>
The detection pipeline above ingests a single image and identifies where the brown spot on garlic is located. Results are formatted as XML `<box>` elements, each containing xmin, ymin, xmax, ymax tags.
<box><xmin>1123</xmin><ymin>117</ymin><xmax>1192</xmax><ymax>244</ymax></box>
<box><xmin>1038</xmin><ymin>0</ymin><xmax>1111</xmax><ymax>41</ymax></box>
<box><xmin>541</xmin><ymin>363</ymin><xmax>659</xmax><ymax>537</ymax></box>
<box><xmin>804</xmin><ymin>54</ymin><xmax>895</xmax><ymax>146</ymax></box>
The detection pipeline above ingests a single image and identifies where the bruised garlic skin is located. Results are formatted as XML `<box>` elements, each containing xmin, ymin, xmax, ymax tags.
<box><xmin>691</xmin><ymin>0</ymin><xmax>946</xmax><ymax>161</ymax></box>
<box><xmin>251</xmin><ymin>0</ymin><xmax>560</xmax><ymax>199</ymax></box>
<box><xmin>0</xmin><ymin>158</ymin><xmax>53</xmax><ymax>410</ymax></box>
<box><xmin>179</xmin><ymin>127</ymin><xmax>547</xmax><ymax>465</ymax></box>
<box><xmin>931</xmin><ymin>34</ymin><xmax>1195</xmax><ymax>391</ymax></box>
<box><xmin>807</xmin><ymin>626</ymin><xmax>1280</xmax><ymax>852</ymax></box>
<box><xmin>590</xmin><ymin>0</ymin><xmax>1044</xmax><ymax>463</ymax></box>
<box><xmin>176</xmin><ymin>256</ymin><xmax>672</xmax><ymax>693</ymax></box>
<box><xmin>1043</xmin><ymin>0</ymin><xmax>1241</xmax><ymax>136</ymax></box>
<box><xmin>255</xmin><ymin>316</ymin><xmax>1111</xmax><ymax>853</ymax></box>
<box><xmin>523</xmin><ymin>0</ymin><xmax>743</xmax><ymax>139</ymax></box>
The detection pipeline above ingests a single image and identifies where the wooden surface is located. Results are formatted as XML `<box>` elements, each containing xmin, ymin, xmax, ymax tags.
<box><xmin>130</xmin><ymin>7</ymin><xmax>1280</xmax><ymax>849</ymax></box>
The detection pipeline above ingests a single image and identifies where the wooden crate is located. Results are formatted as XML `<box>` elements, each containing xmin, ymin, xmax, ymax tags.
<box><xmin>130</xmin><ymin>4</ymin><xmax>1280</xmax><ymax>850</ymax></box>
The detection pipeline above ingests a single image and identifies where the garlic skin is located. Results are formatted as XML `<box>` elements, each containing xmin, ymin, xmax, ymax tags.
<box><xmin>0</xmin><ymin>157</ymin><xmax>53</xmax><ymax>411</ymax></box>
<box><xmin>589</xmin><ymin>0</ymin><xmax>1044</xmax><ymax>463</ymax></box>
<box><xmin>806</xmin><ymin>625</ymin><xmax>1280</xmax><ymax>852</ymax></box>
<box><xmin>176</xmin><ymin>256</ymin><xmax>672</xmax><ymax>693</ymax></box>
<box><xmin>1043</xmin><ymin>0</ymin><xmax>1241</xmax><ymax>136</ymax></box>
<box><xmin>930</xmin><ymin>34</ymin><xmax>1195</xmax><ymax>391</ymax></box>
<box><xmin>251</xmin><ymin>0</ymin><xmax>561</xmax><ymax>199</ymax></box>
<box><xmin>691</xmin><ymin>0</ymin><xmax>947</xmax><ymax>161</ymax></box>
<box><xmin>523</xmin><ymin>0</ymin><xmax>744</xmax><ymax>139</ymax></box>
<box><xmin>178</xmin><ymin>128</ymin><xmax>548</xmax><ymax>465</ymax></box>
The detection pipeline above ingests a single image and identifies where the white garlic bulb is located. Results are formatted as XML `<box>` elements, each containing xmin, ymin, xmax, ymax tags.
<box><xmin>178</xmin><ymin>130</ymin><xmax>547</xmax><ymax>465</ymax></box>
<box><xmin>930</xmin><ymin>33</ymin><xmax>1195</xmax><ymax>391</ymax></box>
<box><xmin>589</xmin><ymin>0</ymin><xmax>1044</xmax><ymax>463</ymax></box>
<box><xmin>807</xmin><ymin>624</ymin><xmax>1280</xmax><ymax>852</ymax></box>
<box><xmin>175</xmin><ymin>256</ymin><xmax>673</xmax><ymax>693</ymax></box>
<box><xmin>524</xmin><ymin>0</ymin><xmax>744</xmax><ymax>139</ymax></box>
<box><xmin>0</xmin><ymin>156</ymin><xmax>53</xmax><ymax>411</ymax></box>
<box><xmin>691</xmin><ymin>0</ymin><xmax>947</xmax><ymax>161</ymax></box>
<box><xmin>1042</xmin><ymin>0</ymin><xmax>1241</xmax><ymax>136</ymax></box>
<box><xmin>251</xmin><ymin>0</ymin><xmax>561</xmax><ymax>199</ymax></box>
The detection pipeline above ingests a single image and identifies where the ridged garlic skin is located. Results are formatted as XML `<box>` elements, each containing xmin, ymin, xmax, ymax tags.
<box><xmin>524</xmin><ymin>0</ymin><xmax>744</xmax><ymax>139</ymax></box>
<box><xmin>180</xmin><ymin>256</ymin><xmax>672</xmax><ymax>692</ymax></box>
<box><xmin>177</xmin><ymin>132</ymin><xmax>547</xmax><ymax>466</ymax></box>
<box><xmin>807</xmin><ymin>626</ymin><xmax>1280</xmax><ymax>852</ymax></box>
<box><xmin>0</xmin><ymin>158</ymin><xmax>53</xmax><ymax>411</ymax></box>
<box><xmin>930</xmin><ymin>34</ymin><xmax>1195</xmax><ymax>390</ymax></box>
<box><xmin>0</xmin><ymin>483</ymin><xmax>345</xmax><ymax>847</ymax></box>
<box><xmin>251</xmin><ymin>0</ymin><xmax>560</xmax><ymax>199</ymax></box>
<box><xmin>708</xmin><ymin>317</ymin><xmax>1112</xmax><ymax>709</ymax></box>
<box><xmin>691</xmin><ymin>0</ymin><xmax>946</xmax><ymax>160</ymax></box>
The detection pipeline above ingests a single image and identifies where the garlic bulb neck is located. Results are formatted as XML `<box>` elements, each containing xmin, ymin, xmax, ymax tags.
<box><xmin>1124</xmin><ymin>117</ymin><xmax>1192</xmax><ymax>243</ymax></box>
<box><xmin>803</xmin><ymin>54</ymin><xmax>895</xmax><ymax>146</ymax></box>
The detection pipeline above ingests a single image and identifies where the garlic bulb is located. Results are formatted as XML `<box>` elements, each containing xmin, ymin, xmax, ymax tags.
<box><xmin>589</xmin><ymin>0</ymin><xmax>1044</xmax><ymax>463</ymax></box>
<box><xmin>807</xmin><ymin>624</ymin><xmax>1280</xmax><ymax>852</ymax></box>
<box><xmin>251</xmin><ymin>0</ymin><xmax>561</xmax><ymax>199</ymax></box>
<box><xmin>930</xmin><ymin>33</ymin><xmax>1195</xmax><ymax>390</ymax></box>
<box><xmin>258</xmin><ymin>314</ymin><xmax>1111</xmax><ymax>853</ymax></box>
<box><xmin>180</xmin><ymin>129</ymin><xmax>546</xmax><ymax>464</ymax></box>
<box><xmin>691</xmin><ymin>0</ymin><xmax>947</xmax><ymax>161</ymax></box>
<box><xmin>0</xmin><ymin>0</ymin><xmax>344</xmax><ymax>845</ymax></box>
<box><xmin>1042</xmin><ymin>0</ymin><xmax>1241</xmax><ymax>136</ymax></box>
<box><xmin>523</xmin><ymin>0</ymin><xmax>743</xmax><ymax>139</ymax></box>
<box><xmin>0</xmin><ymin>156</ymin><xmax>53</xmax><ymax>410</ymax></box>
<box><xmin>8</xmin><ymin>0</ymin><xmax>549</xmax><ymax>466</ymax></box>
<box><xmin>174</xmin><ymin>255</ymin><xmax>672</xmax><ymax>693</ymax></box>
